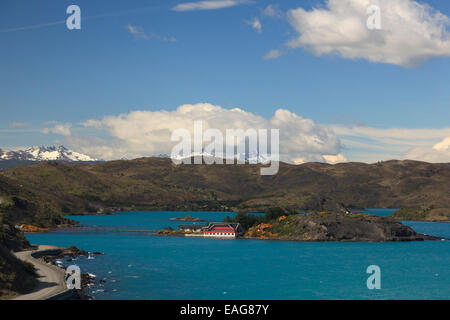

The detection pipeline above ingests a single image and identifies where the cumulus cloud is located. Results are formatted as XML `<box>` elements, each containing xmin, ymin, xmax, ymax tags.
<box><xmin>286</xmin><ymin>0</ymin><xmax>450</xmax><ymax>67</ymax></box>
<box><xmin>247</xmin><ymin>18</ymin><xmax>262</xmax><ymax>33</ymax></box>
<box><xmin>404</xmin><ymin>137</ymin><xmax>450</xmax><ymax>163</ymax></box>
<box><xmin>264</xmin><ymin>49</ymin><xmax>282</xmax><ymax>59</ymax></box>
<box><xmin>172</xmin><ymin>0</ymin><xmax>249</xmax><ymax>12</ymax></box>
<box><xmin>434</xmin><ymin>137</ymin><xmax>450</xmax><ymax>151</ymax></box>
<box><xmin>323</xmin><ymin>154</ymin><xmax>348</xmax><ymax>164</ymax></box>
<box><xmin>79</xmin><ymin>103</ymin><xmax>343</xmax><ymax>163</ymax></box>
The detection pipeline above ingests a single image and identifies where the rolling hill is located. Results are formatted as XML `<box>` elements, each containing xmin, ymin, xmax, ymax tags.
<box><xmin>0</xmin><ymin>158</ymin><xmax>449</xmax><ymax>226</ymax></box>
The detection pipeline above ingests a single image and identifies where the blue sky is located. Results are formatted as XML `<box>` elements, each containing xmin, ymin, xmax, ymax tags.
<box><xmin>1</xmin><ymin>0</ymin><xmax>450</xmax><ymax>163</ymax></box>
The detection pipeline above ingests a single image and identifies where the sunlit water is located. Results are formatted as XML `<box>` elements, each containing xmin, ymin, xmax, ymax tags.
<box><xmin>25</xmin><ymin>210</ymin><xmax>450</xmax><ymax>300</ymax></box>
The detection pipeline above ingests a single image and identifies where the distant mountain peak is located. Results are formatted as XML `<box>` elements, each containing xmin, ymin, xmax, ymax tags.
<box><xmin>169</xmin><ymin>150</ymin><xmax>271</xmax><ymax>164</ymax></box>
<box><xmin>0</xmin><ymin>145</ymin><xmax>98</xmax><ymax>162</ymax></box>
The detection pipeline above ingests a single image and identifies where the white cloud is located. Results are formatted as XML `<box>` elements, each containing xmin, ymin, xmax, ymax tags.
<box><xmin>125</xmin><ymin>25</ymin><xmax>146</xmax><ymax>40</ymax></box>
<box><xmin>286</xmin><ymin>0</ymin><xmax>450</xmax><ymax>67</ymax></box>
<box><xmin>53</xmin><ymin>124</ymin><xmax>72</xmax><ymax>136</ymax></box>
<box><xmin>126</xmin><ymin>24</ymin><xmax>176</xmax><ymax>42</ymax></box>
<box><xmin>42</xmin><ymin>123</ymin><xmax>72</xmax><ymax>136</ymax></box>
<box><xmin>9</xmin><ymin>122</ymin><xmax>28</xmax><ymax>128</ymax></box>
<box><xmin>247</xmin><ymin>18</ymin><xmax>262</xmax><ymax>33</ymax></box>
<box><xmin>404</xmin><ymin>136</ymin><xmax>450</xmax><ymax>163</ymax></box>
<box><xmin>332</xmin><ymin>125</ymin><xmax>450</xmax><ymax>162</ymax></box>
<box><xmin>172</xmin><ymin>0</ymin><xmax>248</xmax><ymax>12</ymax></box>
<box><xmin>333</xmin><ymin>125</ymin><xmax>450</xmax><ymax>143</ymax></box>
<box><xmin>126</xmin><ymin>24</ymin><xmax>149</xmax><ymax>40</ymax></box>
<box><xmin>32</xmin><ymin>109</ymin><xmax>450</xmax><ymax>164</ymax></box>
<box><xmin>262</xmin><ymin>4</ymin><xmax>284</xmax><ymax>18</ymax></box>
<box><xmin>80</xmin><ymin>103</ymin><xmax>343</xmax><ymax>163</ymax></box>
<box><xmin>264</xmin><ymin>49</ymin><xmax>282</xmax><ymax>59</ymax></box>
<box><xmin>434</xmin><ymin>137</ymin><xmax>450</xmax><ymax>151</ymax></box>
<box><xmin>323</xmin><ymin>154</ymin><xmax>348</xmax><ymax>164</ymax></box>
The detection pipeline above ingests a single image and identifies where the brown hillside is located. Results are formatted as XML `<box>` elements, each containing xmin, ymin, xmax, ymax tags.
<box><xmin>0</xmin><ymin>158</ymin><xmax>449</xmax><ymax>225</ymax></box>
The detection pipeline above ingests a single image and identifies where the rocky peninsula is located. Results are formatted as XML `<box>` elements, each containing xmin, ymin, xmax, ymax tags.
<box><xmin>243</xmin><ymin>212</ymin><xmax>444</xmax><ymax>242</ymax></box>
<box><xmin>157</xmin><ymin>209</ymin><xmax>446</xmax><ymax>242</ymax></box>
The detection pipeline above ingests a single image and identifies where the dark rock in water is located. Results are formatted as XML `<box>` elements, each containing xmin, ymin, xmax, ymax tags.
<box><xmin>42</xmin><ymin>245</ymin><xmax>88</xmax><ymax>262</ymax></box>
<box><xmin>170</xmin><ymin>215</ymin><xmax>206</xmax><ymax>222</ymax></box>
<box><xmin>251</xmin><ymin>213</ymin><xmax>445</xmax><ymax>242</ymax></box>
<box><xmin>81</xmin><ymin>273</ymin><xmax>95</xmax><ymax>288</ymax></box>
<box><xmin>38</xmin><ymin>246</ymin><xmax>100</xmax><ymax>300</ymax></box>
<box><xmin>68</xmin><ymin>273</ymin><xmax>96</xmax><ymax>300</ymax></box>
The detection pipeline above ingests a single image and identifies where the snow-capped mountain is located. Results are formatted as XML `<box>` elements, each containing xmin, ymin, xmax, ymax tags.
<box><xmin>169</xmin><ymin>150</ymin><xmax>271</xmax><ymax>164</ymax></box>
<box><xmin>0</xmin><ymin>145</ymin><xmax>98</xmax><ymax>162</ymax></box>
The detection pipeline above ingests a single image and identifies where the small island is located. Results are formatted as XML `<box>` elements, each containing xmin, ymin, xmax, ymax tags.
<box><xmin>170</xmin><ymin>215</ymin><xmax>206</xmax><ymax>222</ymax></box>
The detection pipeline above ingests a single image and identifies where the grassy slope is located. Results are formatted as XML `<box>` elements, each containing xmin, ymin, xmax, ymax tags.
<box><xmin>0</xmin><ymin>171</ymin><xmax>74</xmax><ymax>227</ymax></box>
<box><xmin>392</xmin><ymin>207</ymin><xmax>450</xmax><ymax>221</ymax></box>
<box><xmin>0</xmin><ymin>219</ymin><xmax>36</xmax><ymax>299</ymax></box>
<box><xmin>0</xmin><ymin>158</ymin><xmax>449</xmax><ymax>226</ymax></box>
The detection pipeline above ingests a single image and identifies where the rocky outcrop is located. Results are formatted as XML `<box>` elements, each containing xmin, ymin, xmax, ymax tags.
<box><xmin>250</xmin><ymin>213</ymin><xmax>445</xmax><ymax>242</ymax></box>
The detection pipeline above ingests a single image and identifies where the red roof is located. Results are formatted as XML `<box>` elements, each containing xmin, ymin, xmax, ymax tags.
<box><xmin>203</xmin><ymin>225</ymin><xmax>236</xmax><ymax>233</ymax></box>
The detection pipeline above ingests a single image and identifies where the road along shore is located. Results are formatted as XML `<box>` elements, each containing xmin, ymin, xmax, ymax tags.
<box><xmin>11</xmin><ymin>245</ymin><xmax>74</xmax><ymax>300</ymax></box>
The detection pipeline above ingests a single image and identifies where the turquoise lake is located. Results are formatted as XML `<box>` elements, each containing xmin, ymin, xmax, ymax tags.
<box><xmin>25</xmin><ymin>210</ymin><xmax>450</xmax><ymax>300</ymax></box>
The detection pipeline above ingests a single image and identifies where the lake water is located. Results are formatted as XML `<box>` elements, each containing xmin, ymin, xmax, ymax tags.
<box><xmin>25</xmin><ymin>210</ymin><xmax>450</xmax><ymax>300</ymax></box>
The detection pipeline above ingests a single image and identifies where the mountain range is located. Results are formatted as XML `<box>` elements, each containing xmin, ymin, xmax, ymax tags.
<box><xmin>0</xmin><ymin>145</ymin><xmax>97</xmax><ymax>162</ymax></box>
<box><xmin>170</xmin><ymin>150</ymin><xmax>271</xmax><ymax>164</ymax></box>
<box><xmin>0</xmin><ymin>146</ymin><xmax>270</xmax><ymax>168</ymax></box>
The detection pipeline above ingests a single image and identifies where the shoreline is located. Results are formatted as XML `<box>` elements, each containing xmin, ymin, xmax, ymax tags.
<box><xmin>159</xmin><ymin>233</ymin><xmax>449</xmax><ymax>242</ymax></box>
